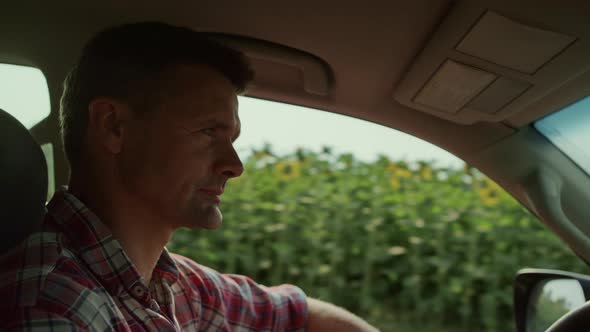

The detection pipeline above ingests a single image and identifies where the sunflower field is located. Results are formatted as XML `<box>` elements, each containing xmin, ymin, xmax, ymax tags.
<box><xmin>168</xmin><ymin>145</ymin><xmax>589</xmax><ymax>331</ymax></box>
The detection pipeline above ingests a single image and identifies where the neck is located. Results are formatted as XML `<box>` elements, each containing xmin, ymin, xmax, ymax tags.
<box><xmin>69</xmin><ymin>168</ymin><xmax>174</xmax><ymax>285</ymax></box>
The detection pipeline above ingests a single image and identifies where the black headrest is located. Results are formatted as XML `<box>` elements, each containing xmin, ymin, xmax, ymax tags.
<box><xmin>0</xmin><ymin>108</ymin><xmax>47</xmax><ymax>253</ymax></box>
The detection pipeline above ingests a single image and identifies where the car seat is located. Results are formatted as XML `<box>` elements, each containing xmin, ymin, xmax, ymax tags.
<box><xmin>0</xmin><ymin>108</ymin><xmax>47</xmax><ymax>254</ymax></box>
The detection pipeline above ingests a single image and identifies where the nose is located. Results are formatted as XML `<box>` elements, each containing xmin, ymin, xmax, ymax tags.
<box><xmin>214</xmin><ymin>144</ymin><xmax>244</xmax><ymax>179</ymax></box>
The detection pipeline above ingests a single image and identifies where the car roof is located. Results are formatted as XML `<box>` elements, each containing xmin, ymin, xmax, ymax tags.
<box><xmin>2</xmin><ymin>0</ymin><xmax>590</xmax><ymax>261</ymax></box>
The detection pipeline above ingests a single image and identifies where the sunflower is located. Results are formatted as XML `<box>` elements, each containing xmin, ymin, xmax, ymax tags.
<box><xmin>274</xmin><ymin>160</ymin><xmax>302</xmax><ymax>181</ymax></box>
<box><xmin>419</xmin><ymin>166</ymin><xmax>433</xmax><ymax>180</ymax></box>
<box><xmin>387</xmin><ymin>162</ymin><xmax>412</xmax><ymax>178</ymax></box>
<box><xmin>475</xmin><ymin>178</ymin><xmax>503</xmax><ymax>207</ymax></box>
<box><xmin>387</xmin><ymin>162</ymin><xmax>411</xmax><ymax>189</ymax></box>
<box><xmin>389</xmin><ymin>176</ymin><xmax>401</xmax><ymax>190</ymax></box>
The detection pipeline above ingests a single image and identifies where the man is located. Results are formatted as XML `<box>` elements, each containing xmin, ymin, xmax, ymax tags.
<box><xmin>0</xmin><ymin>22</ymin><xmax>378</xmax><ymax>331</ymax></box>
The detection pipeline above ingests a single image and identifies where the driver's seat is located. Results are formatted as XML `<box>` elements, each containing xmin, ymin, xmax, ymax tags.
<box><xmin>0</xmin><ymin>108</ymin><xmax>47</xmax><ymax>255</ymax></box>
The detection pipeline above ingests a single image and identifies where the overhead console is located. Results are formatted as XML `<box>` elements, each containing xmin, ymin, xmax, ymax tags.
<box><xmin>207</xmin><ymin>33</ymin><xmax>333</xmax><ymax>99</ymax></box>
<box><xmin>394</xmin><ymin>1</ymin><xmax>590</xmax><ymax>125</ymax></box>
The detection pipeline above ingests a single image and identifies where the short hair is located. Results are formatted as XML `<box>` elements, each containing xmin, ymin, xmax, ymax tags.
<box><xmin>59</xmin><ymin>22</ymin><xmax>254</xmax><ymax>167</ymax></box>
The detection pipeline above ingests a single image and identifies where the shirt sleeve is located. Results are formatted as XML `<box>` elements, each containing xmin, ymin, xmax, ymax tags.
<box><xmin>174</xmin><ymin>255</ymin><xmax>308</xmax><ymax>331</ymax></box>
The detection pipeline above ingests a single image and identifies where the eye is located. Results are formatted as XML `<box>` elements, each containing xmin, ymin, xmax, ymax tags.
<box><xmin>201</xmin><ymin>128</ymin><xmax>216</xmax><ymax>136</ymax></box>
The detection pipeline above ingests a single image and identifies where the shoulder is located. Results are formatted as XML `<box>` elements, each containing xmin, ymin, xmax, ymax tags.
<box><xmin>0</xmin><ymin>229</ymin><xmax>109</xmax><ymax>330</ymax></box>
<box><xmin>0</xmin><ymin>229</ymin><xmax>70</xmax><ymax>307</ymax></box>
<box><xmin>170</xmin><ymin>252</ymin><xmax>217</xmax><ymax>277</ymax></box>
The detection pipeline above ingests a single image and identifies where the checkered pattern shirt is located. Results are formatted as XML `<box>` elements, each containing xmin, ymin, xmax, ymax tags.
<box><xmin>0</xmin><ymin>190</ymin><xmax>308</xmax><ymax>331</ymax></box>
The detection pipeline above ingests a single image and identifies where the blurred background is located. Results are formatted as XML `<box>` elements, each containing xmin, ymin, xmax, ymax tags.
<box><xmin>167</xmin><ymin>97</ymin><xmax>590</xmax><ymax>332</ymax></box>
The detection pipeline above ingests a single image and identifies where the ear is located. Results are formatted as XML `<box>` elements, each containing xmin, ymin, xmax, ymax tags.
<box><xmin>87</xmin><ymin>98</ymin><xmax>130</xmax><ymax>155</ymax></box>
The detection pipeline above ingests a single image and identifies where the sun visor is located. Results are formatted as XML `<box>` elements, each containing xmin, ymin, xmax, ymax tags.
<box><xmin>394</xmin><ymin>4</ymin><xmax>590</xmax><ymax>125</ymax></box>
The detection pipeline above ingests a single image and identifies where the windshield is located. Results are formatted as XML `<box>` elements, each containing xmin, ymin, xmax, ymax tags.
<box><xmin>535</xmin><ymin>96</ymin><xmax>590</xmax><ymax>176</ymax></box>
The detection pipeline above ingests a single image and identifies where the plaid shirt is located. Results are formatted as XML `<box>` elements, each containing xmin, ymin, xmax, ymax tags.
<box><xmin>0</xmin><ymin>190</ymin><xmax>308</xmax><ymax>331</ymax></box>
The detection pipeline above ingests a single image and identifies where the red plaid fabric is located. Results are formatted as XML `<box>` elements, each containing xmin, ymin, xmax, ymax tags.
<box><xmin>0</xmin><ymin>190</ymin><xmax>308</xmax><ymax>331</ymax></box>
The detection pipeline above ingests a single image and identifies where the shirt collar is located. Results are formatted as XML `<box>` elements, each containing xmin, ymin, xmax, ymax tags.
<box><xmin>46</xmin><ymin>189</ymin><xmax>180</xmax><ymax>295</ymax></box>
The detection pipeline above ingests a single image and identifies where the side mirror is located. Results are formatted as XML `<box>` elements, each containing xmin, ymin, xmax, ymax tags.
<box><xmin>514</xmin><ymin>268</ymin><xmax>590</xmax><ymax>332</ymax></box>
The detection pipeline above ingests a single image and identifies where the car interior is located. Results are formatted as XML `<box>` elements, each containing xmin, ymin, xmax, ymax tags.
<box><xmin>2</xmin><ymin>0</ymin><xmax>590</xmax><ymax>331</ymax></box>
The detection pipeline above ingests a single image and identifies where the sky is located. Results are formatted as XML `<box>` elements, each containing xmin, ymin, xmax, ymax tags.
<box><xmin>0</xmin><ymin>62</ymin><xmax>464</xmax><ymax>169</ymax></box>
<box><xmin>235</xmin><ymin>97</ymin><xmax>465</xmax><ymax>168</ymax></box>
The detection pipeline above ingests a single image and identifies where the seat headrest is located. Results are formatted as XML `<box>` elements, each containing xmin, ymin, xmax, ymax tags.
<box><xmin>0</xmin><ymin>108</ymin><xmax>47</xmax><ymax>253</ymax></box>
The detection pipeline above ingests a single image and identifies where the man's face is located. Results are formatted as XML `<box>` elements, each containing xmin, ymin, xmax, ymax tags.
<box><xmin>118</xmin><ymin>64</ymin><xmax>243</xmax><ymax>230</ymax></box>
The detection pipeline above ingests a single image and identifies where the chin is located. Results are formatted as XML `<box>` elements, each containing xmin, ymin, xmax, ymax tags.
<box><xmin>188</xmin><ymin>219</ymin><xmax>222</xmax><ymax>230</ymax></box>
<box><xmin>199</xmin><ymin>221</ymin><xmax>223</xmax><ymax>230</ymax></box>
<box><xmin>183</xmin><ymin>206</ymin><xmax>223</xmax><ymax>230</ymax></box>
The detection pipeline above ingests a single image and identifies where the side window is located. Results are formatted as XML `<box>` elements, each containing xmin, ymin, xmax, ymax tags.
<box><xmin>168</xmin><ymin>96</ymin><xmax>589</xmax><ymax>332</ymax></box>
<box><xmin>40</xmin><ymin>143</ymin><xmax>55</xmax><ymax>200</ymax></box>
<box><xmin>0</xmin><ymin>63</ymin><xmax>50</xmax><ymax>128</ymax></box>
<box><xmin>0</xmin><ymin>63</ymin><xmax>53</xmax><ymax>199</ymax></box>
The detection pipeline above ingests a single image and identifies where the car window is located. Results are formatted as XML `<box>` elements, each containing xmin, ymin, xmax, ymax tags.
<box><xmin>0</xmin><ymin>63</ymin><xmax>54</xmax><ymax>199</ymax></box>
<box><xmin>40</xmin><ymin>143</ymin><xmax>55</xmax><ymax>200</ymax></box>
<box><xmin>0</xmin><ymin>63</ymin><xmax>50</xmax><ymax>128</ymax></box>
<box><xmin>535</xmin><ymin>96</ymin><xmax>590</xmax><ymax>176</ymax></box>
<box><xmin>168</xmin><ymin>97</ymin><xmax>590</xmax><ymax>332</ymax></box>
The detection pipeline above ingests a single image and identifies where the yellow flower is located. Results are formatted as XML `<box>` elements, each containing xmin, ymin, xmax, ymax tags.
<box><xmin>387</xmin><ymin>162</ymin><xmax>412</xmax><ymax>178</ymax></box>
<box><xmin>387</xmin><ymin>162</ymin><xmax>412</xmax><ymax>189</ymax></box>
<box><xmin>420</xmin><ymin>166</ymin><xmax>433</xmax><ymax>180</ymax></box>
<box><xmin>274</xmin><ymin>161</ymin><xmax>301</xmax><ymax>181</ymax></box>
<box><xmin>386</xmin><ymin>162</ymin><xmax>398</xmax><ymax>173</ymax></box>
<box><xmin>389</xmin><ymin>176</ymin><xmax>401</xmax><ymax>190</ymax></box>
<box><xmin>398</xmin><ymin>169</ymin><xmax>412</xmax><ymax>178</ymax></box>
<box><xmin>478</xmin><ymin>187</ymin><xmax>500</xmax><ymax>206</ymax></box>
<box><xmin>475</xmin><ymin>178</ymin><xmax>503</xmax><ymax>207</ymax></box>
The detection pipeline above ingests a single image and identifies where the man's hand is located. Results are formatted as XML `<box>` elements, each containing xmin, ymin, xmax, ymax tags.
<box><xmin>306</xmin><ymin>297</ymin><xmax>380</xmax><ymax>332</ymax></box>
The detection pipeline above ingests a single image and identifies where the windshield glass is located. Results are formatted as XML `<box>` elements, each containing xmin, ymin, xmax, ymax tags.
<box><xmin>535</xmin><ymin>96</ymin><xmax>590</xmax><ymax>176</ymax></box>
